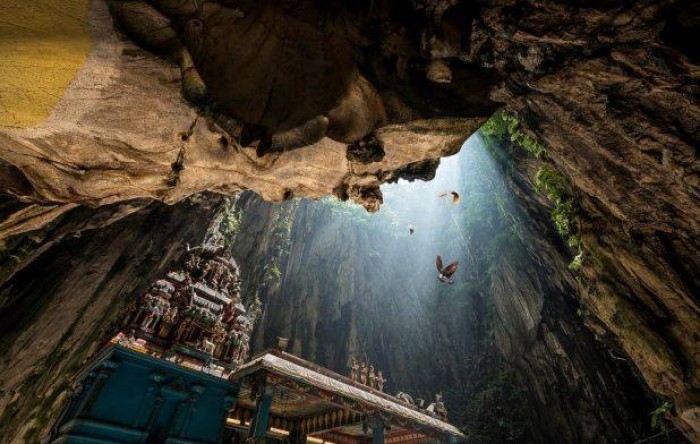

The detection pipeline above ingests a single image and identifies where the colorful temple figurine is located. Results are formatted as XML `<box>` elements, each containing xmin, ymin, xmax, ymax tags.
<box><xmin>350</xmin><ymin>357</ymin><xmax>359</xmax><ymax>382</ymax></box>
<box><xmin>368</xmin><ymin>365</ymin><xmax>376</xmax><ymax>389</ymax></box>
<box><xmin>376</xmin><ymin>371</ymin><xmax>386</xmax><ymax>392</ymax></box>
<box><xmin>359</xmin><ymin>362</ymin><xmax>368</xmax><ymax>385</ymax></box>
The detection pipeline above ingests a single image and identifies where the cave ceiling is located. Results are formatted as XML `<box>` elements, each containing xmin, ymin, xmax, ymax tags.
<box><xmin>0</xmin><ymin>0</ymin><xmax>498</xmax><ymax>243</ymax></box>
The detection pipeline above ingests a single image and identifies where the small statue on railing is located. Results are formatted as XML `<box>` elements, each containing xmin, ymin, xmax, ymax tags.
<box><xmin>349</xmin><ymin>358</ymin><xmax>387</xmax><ymax>392</ymax></box>
<box><xmin>359</xmin><ymin>362</ymin><xmax>368</xmax><ymax>385</ymax></box>
<box><xmin>277</xmin><ymin>337</ymin><xmax>290</xmax><ymax>352</ymax></box>
<box><xmin>350</xmin><ymin>358</ymin><xmax>359</xmax><ymax>382</ymax></box>
<box><xmin>396</xmin><ymin>392</ymin><xmax>415</xmax><ymax>405</ymax></box>
<box><xmin>376</xmin><ymin>371</ymin><xmax>385</xmax><ymax>392</ymax></box>
<box><xmin>434</xmin><ymin>393</ymin><xmax>448</xmax><ymax>420</ymax></box>
<box><xmin>426</xmin><ymin>393</ymin><xmax>448</xmax><ymax>420</ymax></box>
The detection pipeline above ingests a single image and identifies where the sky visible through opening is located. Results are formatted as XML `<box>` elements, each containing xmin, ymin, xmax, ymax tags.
<box><xmin>235</xmin><ymin>129</ymin><xmax>520</xmax><ymax>408</ymax></box>
<box><xmin>367</xmin><ymin>130</ymin><xmax>511</xmax><ymax>292</ymax></box>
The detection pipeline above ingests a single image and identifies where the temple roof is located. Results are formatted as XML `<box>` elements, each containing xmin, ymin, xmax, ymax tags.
<box><xmin>193</xmin><ymin>281</ymin><xmax>232</xmax><ymax>304</ymax></box>
<box><xmin>230</xmin><ymin>350</ymin><xmax>466</xmax><ymax>440</ymax></box>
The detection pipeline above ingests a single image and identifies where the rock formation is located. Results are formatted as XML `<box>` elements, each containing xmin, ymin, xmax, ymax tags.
<box><xmin>225</xmin><ymin>141</ymin><xmax>659</xmax><ymax>443</ymax></box>
<box><xmin>0</xmin><ymin>0</ymin><xmax>485</xmax><ymax>232</ymax></box>
<box><xmin>0</xmin><ymin>196</ymin><xmax>220</xmax><ymax>441</ymax></box>
<box><xmin>0</xmin><ymin>0</ymin><xmax>698</xmax><ymax>441</ymax></box>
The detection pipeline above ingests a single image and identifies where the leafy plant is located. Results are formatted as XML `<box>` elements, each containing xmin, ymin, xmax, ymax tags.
<box><xmin>535</xmin><ymin>166</ymin><xmax>581</xmax><ymax>249</ymax></box>
<box><xmin>569</xmin><ymin>251</ymin><xmax>583</xmax><ymax>271</ymax></box>
<box><xmin>322</xmin><ymin>196</ymin><xmax>373</xmax><ymax>224</ymax></box>
<box><xmin>481</xmin><ymin>111</ymin><xmax>546</xmax><ymax>159</ymax></box>
<box><xmin>650</xmin><ymin>401</ymin><xmax>672</xmax><ymax>432</ymax></box>
<box><xmin>481</xmin><ymin>112</ymin><xmax>583</xmax><ymax>266</ymax></box>
<box><xmin>264</xmin><ymin>263</ymin><xmax>282</xmax><ymax>284</ymax></box>
<box><xmin>206</xmin><ymin>195</ymin><xmax>242</xmax><ymax>247</ymax></box>
<box><xmin>261</xmin><ymin>200</ymin><xmax>299</xmax><ymax>287</ymax></box>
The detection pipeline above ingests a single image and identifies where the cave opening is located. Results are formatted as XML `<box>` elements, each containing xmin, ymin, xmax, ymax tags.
<box><xmin>0</xmin><ymin>0</ymin><xmax>698</xmax><ymax>443</ymax></box>
<box><xmin>182</xmin><ymin>124</ymin><xmax>665</xmax><ymax>443</ymax></box>
<box><xmin>224</xmin><ymin>128</ymin><xmax>529</xmax><ymax>439</ymax></box>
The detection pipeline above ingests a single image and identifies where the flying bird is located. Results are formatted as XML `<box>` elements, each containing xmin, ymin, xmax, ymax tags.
<box><xmin>436</xmin><ymin>255</ymin><xmax>459</xmax><ymax>284</ymax></box>
<box><xmin>437</xmin><ymin>191</ymin><xmax>461</xmax><ymax>204</ymax></box>
<box><xmin>408</xmin><ymin>224</ymin><xmax>416</xmax><ymax>235</ymax></box>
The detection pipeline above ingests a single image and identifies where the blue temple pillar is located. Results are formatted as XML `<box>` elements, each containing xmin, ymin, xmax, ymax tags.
<box><xmin>248</xmin><ymin>382</ymin><xmax>274</xmax><ymax>442</ymax></box>
<box><xmin>133</xmin><ymin>371</ymin><xmax>165</xmax><ymax>429</ymax></box>
<box><xmin>74</xmin><ymin>359</ymin><xmax>120</xmax><ymax>417</ymax></box>
<box><xmin>370</xmin><ymin>416</ymin><xmax>385</xmax><ymax>444</ymax></box>
<box><xmin>168</xmin><ymin>383</ymin><xmax>205</xmax><ymax>436</ymax></box>
<box><xmin>219</xmin><ymin>392</ymin><xmax>240</xmax><ymax>442</ymax></box>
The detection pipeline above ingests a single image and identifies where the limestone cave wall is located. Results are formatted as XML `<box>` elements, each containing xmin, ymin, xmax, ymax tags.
<box><xmin>0</xmin><ymin>0</ymin><xmax>697</xmax><ymax>442</ymax></box>
<box><xmin>0</xmin><ymin>196</ymin><xmax>219</xmax><ymax>442</ymax></box>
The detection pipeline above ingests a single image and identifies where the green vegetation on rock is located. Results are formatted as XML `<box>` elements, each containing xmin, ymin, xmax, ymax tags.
<box><xmin>650</xmin><ymin>401</ymin><xmax>672</xmax><ymax>432</ymax></box>
<box><xmin>481</xmin><ymin>111</ymin><xmax>546</xmax><ymax>159</ymax></box>
<box><xmin>481</xmin><ymin>111</ymin><xmax>581</xmax><ymax>257</ymax></box>
<box><xmin>534</xmin><ymin>166</ymin><xmax>580</xmax><ymax>249</ymax></box>
<box><xmin>261</xmin><ymin>201</ymin><xmax>298</xmax><ymax>287</ymax></box>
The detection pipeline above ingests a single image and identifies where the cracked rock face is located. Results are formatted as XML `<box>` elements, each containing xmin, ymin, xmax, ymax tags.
<box><xmin>0</xmin><ymin>0</ymin><xmax>487</xmax><ymax>242</ymax></box>
<box><xmin>470</xmin><ymin>1</ymin><xmax>700</xmax><ymax>438</ymax></box>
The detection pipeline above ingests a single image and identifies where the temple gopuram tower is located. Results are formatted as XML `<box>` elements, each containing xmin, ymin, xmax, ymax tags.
<box><xmin>120</xmin><ymin>244</ymin><xmax>262</xmax><ymax>376</ymax></box>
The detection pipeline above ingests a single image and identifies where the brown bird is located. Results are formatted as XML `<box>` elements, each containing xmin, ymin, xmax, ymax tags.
<box><xmin>437</xmin><ymin>191</ymin><xmax>461</xmax><ymax>204</ymax></box>
<box><xmin>408</xmin><ymin>224</ymin><xmax>416</xmax><ymax>235</ymax></box>
<box><xmin>436</xmin><ymin>255</ymin><xmax>459</xmax><ymax>284</ymax></box>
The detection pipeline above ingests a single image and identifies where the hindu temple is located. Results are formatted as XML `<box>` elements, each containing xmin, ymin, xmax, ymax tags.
<box><xmin>45</xmin><ymin>244</ymin><xmax>466</xmax><ymax>444</ymax></box>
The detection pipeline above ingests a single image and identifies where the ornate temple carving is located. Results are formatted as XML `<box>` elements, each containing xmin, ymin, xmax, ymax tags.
<box><xmin>121</xmin><ymin>244</ymin><xmax>262</xmax><ymax>374</ymax></box>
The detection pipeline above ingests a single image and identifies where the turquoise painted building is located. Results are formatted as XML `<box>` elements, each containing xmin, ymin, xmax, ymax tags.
<box><xmin>47</xmin><ymin>345</ymin><xmax>238</xmax><ymax>444</ymax></box>
<box><xmin>47</xmin><ymin>344</ymin><xmax>466</xmax><ymax>444</ymax></box>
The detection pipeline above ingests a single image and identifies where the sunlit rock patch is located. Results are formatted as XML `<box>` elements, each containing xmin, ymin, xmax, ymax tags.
<box><xmin>0</xmin><ymin>0</ymin><xmax>90</xmax><ymax>128</ymax></box>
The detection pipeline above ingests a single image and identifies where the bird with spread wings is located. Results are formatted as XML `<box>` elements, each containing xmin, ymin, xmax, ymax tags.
<box><xmin>436</xmin><ymin>255</ymin><xmax>459</xmax><ymax>284</ymax></box>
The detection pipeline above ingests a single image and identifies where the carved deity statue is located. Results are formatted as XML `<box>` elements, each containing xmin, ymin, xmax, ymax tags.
<box><xmin>376</xmin><ymin>371</ymin><xmax>385</xmax><ymax>392</ymax></box>
<box><xmin>368</xmin><ymin>366</ymin><xmax>376</xmax><ymax>389</ymax></box>
<box><xmin>350</xmin><ymin>358</ymin><xmax>359</xmax><ymax>382</ymax></box>
<box><xmin>202</xmin><ymin>336</ymin><xmax>216</xmax><ymax>355</ymax></box>
<box><xmin>359</xmin><ymin>362</ymin><xmax>368</xmax><ymax>385</ymax></box>
<box><xmin>140</xmin><ymin>294</ymin><xmax>158</xmax><ymax>330</ymax></box>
